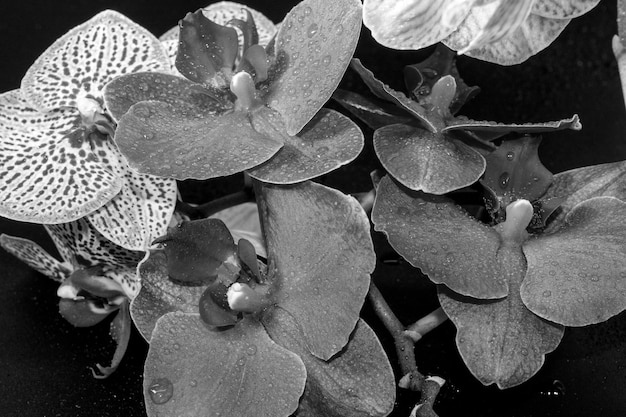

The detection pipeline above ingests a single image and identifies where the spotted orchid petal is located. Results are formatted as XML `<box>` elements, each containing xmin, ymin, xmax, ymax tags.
<box><xmin>444</xmin><ymin>2</ymin><xmax>571</xmax><ymax>65</ymax></box>
<box><xmin>0</xmin><ymin>234</ymin><xmax>72</xmax><ymax>282</ymax></box>
<box><xmin>0</xmin><ymin>90</ymin><xmax>123</xmax><ymax>223</ymax></box>
<box><xmin>45</xmin><ymin>218</ymin><xmax>144</xmax><ymax>298</ymax></box>
<box><xmin>265</xmin><ymin>0</ymin><xmax>362</xmax><ymax>136</ymax></box>
<box><xmin>86</xmin><ymin>166</ymin><xmax>177</xmax><ymax>251</ymax></box>
<box><xmin>21</xmin><ymin>10</ymin><xmax>170</xmax><ymax>113</ymax></box>
<box><xmin>531</xmin><ymin>0</ymin><xmax>601</xmax><ymax>19</ymax></box>
<box><xmin>363</xmin><ymin>0</ymin><xmax>474</xmax><ymax>50</ymax></box>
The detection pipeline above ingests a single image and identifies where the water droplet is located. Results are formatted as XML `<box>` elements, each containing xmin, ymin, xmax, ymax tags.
<box><xmin>307</xmin><ymin>23</ymin><xmax>318</xmax><ymax>38</ymax></box>
<box><xmin>542</xmin><ymin>290</ymin><xmax>552</xmax><ymax>298</ymax></box>
<box><xmin>148</xmin><ymin>378</ymin><xmax>174</xmax><ymax>405</ymax></box>
<box><xmin>189</xmin><ymin>379</ymin><xmax>197</xmax><ymax>387</ymax></box>
<box><xmin>499</xmin><ymin>172</ymin><xmax>510</xmax><ymax>189</ymax></box>
<box><xmin>322</xmin><ymin>55</ymin><xmax>332</xmax><ymax>66</ymax></box>
<box><xmin>506</xmin><ymin>151</ymin><xmax>514</xmax><ymax>161</ymax></box>
<box><xmin>335</xmin><ymin>24</ymin><xmax>344</xmax><ymax>35</ymax></box>
<box><xmin>246</xmin><ymin>344</ymin><xmax>258</xmax><ymax>356</ymax></box>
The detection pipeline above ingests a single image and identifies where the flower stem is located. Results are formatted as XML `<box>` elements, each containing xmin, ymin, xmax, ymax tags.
<box><xmin>367</xmin><ymin>281</ymin><xmax>424</xmax><ymax>391</ymax></box>
<box><xmin>404</xmin><ymin>308</ymin><xmax>448</xmax><ymax>343</ymax></box>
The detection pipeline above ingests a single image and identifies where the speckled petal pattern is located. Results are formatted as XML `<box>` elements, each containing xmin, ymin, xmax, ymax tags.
<box><xmin>0</xmin><ymin>234</ymin><xmax>72</xmax><ymax>282</ymax></box>
<box><xmin>87</xmin><ymin>167</ymin><xmax>177</xmax><ymax>251</ymax></box>
<box><xmin>21</xmin><ymin>10</ymin><xmax>170</xmax><ymax>112</ymax></box>
<box><xmin>0</xmin><ymin>90</ymin><xmax>122</xmax><ymax>223</ymax></box>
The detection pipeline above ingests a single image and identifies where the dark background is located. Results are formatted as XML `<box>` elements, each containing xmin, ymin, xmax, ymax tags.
<box><xmin>1</xmin><ymin>1</ymin><xmax>626</xmax><ymax>416</ymax></box>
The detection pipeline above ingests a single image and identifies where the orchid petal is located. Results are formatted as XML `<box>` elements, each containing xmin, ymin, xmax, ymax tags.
<box><xmin>93</xmin><ymin>301</ymin><xmax>132</xmax><ymax>378</ymax></box>
<box><xmin>0</xmin><ymin>234</ymin><xmax>72</xmax><ymax>282</ymax></box>
<box><xmin>374</xmin><ymin>123</ymin><xmax>486</xmax><ymax>194</ymax></box>
<box><xmin>266</xmin><ymin>310</ymin><xmax>396</xmax><ymax>417</ymax></box>
<box><xmin>350</xmin><ymin>59</ymin><xmax>437</xmax><ymax>132</ymax></box>
<box><xmin>363</xmin><ymin>0</ymin><xmax>471</xmax><ymax>50</ymax></box>
<box><xmin>372</xmin><ymin>175</ymin><xmax>508</xmax><ymax>299</ymax></box>
<box><xmin>86</xmin><ymin>166</ymin><xmax>177</xmax><ymax>251</ymax></box>
<box><xmin>0</xmin><ymin>90</ymin><xmax>123</xmax><ymax>223</ymax></box>
<box><xmin>540</xmin><ymin>160</ymin><xmax>626</xmax><ymax>232</ymax></box>
<box><xmin>247</xmin><ymin>109</ymin><xmax>364</xmax><ymax>184</ymax></box>
<box><xmin>332</xmin><ymin>89</ymin><xmax>414</xmax><ymax>130</ymax></box>
<box><xmin>443</xmin><ymin>114</ymin><xmax>582</xmax><ymax>133</ymax></box>
<box><xmin>144</xmin><ymin>313</ymin><xmax>306</xmax><ymax>417</ymax></box>
<box><xmin>103</xmin><ymin>72</ymin><xmax>228</xmax><ymax>122</ymax></box>
<box><xmin>265</xmin><ymin>0</ymin><xmax>362</xmax><ymax>135</ymax></box>
<box><xmin>160</xmin><ymin>2</ymin><xmax>277</xmax><ymax>48</ymax></box>
<box><xmin>444</xmin><ymin>4</ymin><xmax>571</xmax><ymax>65</ymax></box>
<box><xmin>257</xmin><ymin>181</ymin><xmax>374</xmax><ymax>360</ymax></box>
<box><xmin>457</xmin><ymin>0</ymin><xmax>535</xmax><ymax>55</ymax></box>
<box><xmin>531</xmin><ymin>0</ymin><xmax>600</xmax><ymax>19</ymax></box>
<box><xmin>439</xmin><ymin>283</ymin><xmax>564</xmax><ymax>389</ymax></box>
<box><xmin>114</xmin><ymin>100</ymin><xmax>282</xmax><ymax>180</ymax></box>
<box><xmin>21</xmin><ymin>10</ymin><xmax>169</xmax><ymax>112</ymax></box>
<box><xmin>131</xmin><ymin>250</ymin><xmax>206</xmax><ymax>341</ymax></box>
<box><xmin>521</xmin><ymin>197</ymin><xmax>626</xmax><ymax>326</ymax></box>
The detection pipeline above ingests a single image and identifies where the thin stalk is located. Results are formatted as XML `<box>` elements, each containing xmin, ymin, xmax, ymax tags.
<box><xmin>405</xmin><ymin>308</ymin><xmax>448</xmax><ymax>343</ymax></box>
<box><xmin>368</xmin><ymin>281</ymin><xmax>424</xmax><ymax>391</ymax></box>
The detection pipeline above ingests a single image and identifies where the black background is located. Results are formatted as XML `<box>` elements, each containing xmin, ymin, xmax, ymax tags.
<box><xmin>1</xmin><ymin>1</ymin><xmax>626</xmax><ymax>416</ymax></box>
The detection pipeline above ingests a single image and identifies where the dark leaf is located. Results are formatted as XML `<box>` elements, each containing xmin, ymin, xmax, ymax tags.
<box><xmin>103</xmin><ymin>72</ymin><xmax>228</xmax><ymax>122</ymax></box>
<box><xmin>351</xmin><ymin>59</ymin><xmax>437</xmax><ymax>132</ymax></box>
<box><xmin>332</xmin><ymin>88</ymin><xmax>413</xmax><ymax>130</ymax></box>
<box><xmin>264</xmin><ymin>0</ymin><xmax>362</xmax><ymax>135</ymax></box>
<box><xmin>403</xmin><ymin>44</ymin><xmax>480</xmax><ymax>114</ymax></box>
<box><xmin>176</xmin><ymin>10</ymin><xmax>239</xmax><ymax>88</ymax></box>
<box><xmin>373</xmin><ymin>123</ymin><xmax>486</xmax><ymax>194</ymax></box>
<box><xmin>372</xmin><ymin>175</ymin><xmax>508</xmax><ymax>299</ymax></box>
<box><xmin>144</xmin><ymin>313</ymin><xmax>306</xmax><ymax>417</ymax></box>
<box><xmin>114</xmin><ymin>100</ymin><xmax>282</xmax><ymax>180</ymax></box>
<box><xmin>521</xmin><ymin>197</ymin><xmax>626</xmax><ymax>326</ymax></box>
<box><xmin>257</xmin><ymin>181</ymin><xmax>375</xmax><ymax>360</ymax></box>
<box><xmin>265</xmin><ymin>309</ymin><xmax>395</xmax><ymax>417</ymax></box>
<box><xmin>247</xmin><ymin>109</ymin><xmax>364</xmax><ymax>184</ymax></box>
<box><xmin>153</xmin><ymin>218</ymin><xmax>236</xmax><ymax>285</ymax></box>
<box><xmin>131</xmin><ymin>250</ymin><xmax>207</xmax><ymax>340</ymax></box>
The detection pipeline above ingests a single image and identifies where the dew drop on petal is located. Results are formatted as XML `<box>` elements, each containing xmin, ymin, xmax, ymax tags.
<box><xmin>148</xmin><ymin>378</ymin><xmax>174</xmax><ymax>405</ymax></box>
<box><xmin>307</xmin><ymin>23</ymin><xmax>318</xmax><ymax>38</ymax></box>
<box><xmin>499</xmin><ymin>172</ymin><xmax>510</xmax><ymax>189</ymax></box>
<box><xmin>506</xmin><ymin>151</ymin><xmax>515</xmax><ymax>161</ymax></box>
<box><xmin>542</xmin><ymin>290</ymin><xmax>552</xmax><ymax>298</ymax></box>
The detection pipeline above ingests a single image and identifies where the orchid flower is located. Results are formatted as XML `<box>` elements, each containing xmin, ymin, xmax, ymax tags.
<box><xmin>0</xmin><ymin>217</ymin><xmax>144</xmax><ymax>378</ymax></box>
<box><xmin>0</xmin><ymin>11</ymin><xmax>177</xmax><ymax>250</ymax></box>
<box><xmin>103</xmin><ymin>0</ymin><xmax>364</xmax><ymax>185</ymax></box>
<box><xmin>334</xmin><ymin>46</ymin><xmax>581</xmax><ymax>194</ymax></box>
<box><xmin>363</xmin><ymin>0</ymin><xmax>600</xmax><ymax>65</ymax></box>
<box><xmin>130</xmin><ymin>181</ymin><xmax>395</xmax><ymax>417</ymax></box>
<box><xmin>372</xmin><ymin>138</ymin><xmax>626</xmax><ymax>388</ymax></box>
